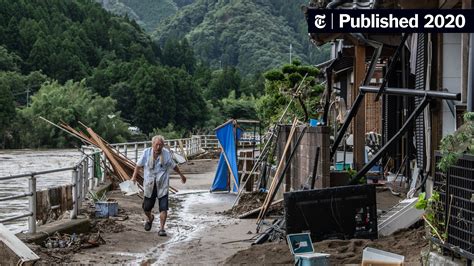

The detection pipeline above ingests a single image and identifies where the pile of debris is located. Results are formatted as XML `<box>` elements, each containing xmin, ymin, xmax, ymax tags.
<box><xmin>28</xmin><ymin>231</ymin><xmax>106</xmax><ymax>263</ymax></box>
<box><xmin>225</xmin><ymin>224</ymin><xmax>427</xmax><ymax>265</ymax></box>
<box><xmin>190</xmin><ymin>150</ymin><xmax>221</xmax><ymax>160</ymax></box>
<box><xmin>91</xmin><ymin>218</ymin><xmax>126</xmax><ymax>234</ymax></box>
<box><xmin>222</xmin><ymin>192</ymin><xmax>283</xmax><ymax>218</ymax></box>
<box><xmin>41</xmin><ymin>117</ymin><xmax>177</xmax><ymax>193</ymax></box>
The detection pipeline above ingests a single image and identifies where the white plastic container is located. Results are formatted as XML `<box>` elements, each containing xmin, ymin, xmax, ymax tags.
<box><xmin>362</xmin><ymin>247</ymin><xmax>404</xmax><ymax>266</ymax></box>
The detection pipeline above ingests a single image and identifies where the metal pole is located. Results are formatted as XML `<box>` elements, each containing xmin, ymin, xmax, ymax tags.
<box><xmin>361</xmin><ymin>86</ymin><xmax>460</xmax><ymax>100</ymax></box>
<box><xmin>78</xmin><ymin>165</ymin><xmax>83</xmax><ymax>201</ymax></box>
<box><xmin>90</xmin><ymin>155</ymin><xmax>95</xmax><ymax>189</ymax></box>
<box><xmin>28</xmin><ymin>175</ymin><xmax>37</xmax><ymax>234</ymax></box>
<box><xmin>84</xmin><ymin>159</ymin><xmax>89</xmax><ymax>199</ymax></box>
<box><xmin>349</xmin><ymin>97</ymin><xmax>431</xmax><ymax>184</ymax></box>
<box><xmin>101</xmin><ymin>152</ymin><xmax>106</xmax><ymax>183</ymax></box>
<box><xmin>71</xmin><ymin>168</ymin><xmax>78</xmax><ymax>219</ymax></box>
<box><xmin>134</xmin><ymin>143</ymin><xmax>138</xmax><ymax>162</ymax></box>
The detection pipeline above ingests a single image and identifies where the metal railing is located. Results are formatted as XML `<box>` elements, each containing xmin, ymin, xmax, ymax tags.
<box><xmin>0</xmin><ymin>134</ymin><xmax>260</xmax><ymax>234</ymax></box>
<box><xmin>89</xmin><ymin>135</ymin><xmax>259</xmax><ymax>163</ymax></box>
<box><xmin>83</xmin><ymin>135</ymin><xmax>220</xmax><ymax>163</ymax></box>
<box><xmin>0</xmin><ymin>151</ymin><xmax>101</xmax><ymax>234</ymax></box>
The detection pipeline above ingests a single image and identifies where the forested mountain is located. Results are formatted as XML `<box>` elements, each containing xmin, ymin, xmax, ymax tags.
<box><xmin>96</xmin><ymin>0</ymin><xmax>195</xmax><ymax>32</ymax></box>
<box><xmin>0</xmin><ymin>0</ymin><xmax>158</xmax><ymax>83</ymax></box>
<box><xmin>0</xmin><ymin>0</ymin><xmax>327</xmax><ymax>149</ymax></box>
<box><xmin>153</xmin><ymin>0</ymin><xmax>330</xmax><ymax>75</ymax></box>
<box><xmin>0</xmin><ymin>0</ymin><xmax>207</xmax><ymax>148</ymax></box>
<box><xmin>97</xmin><ymin>0</ymin><xmax>330</xmax><ymax>76</ymax></box>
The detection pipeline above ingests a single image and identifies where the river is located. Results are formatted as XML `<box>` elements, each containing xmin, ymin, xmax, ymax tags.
<box><xmin>0</xmin><ymin>149</ymin><xmax>82</xmax><ymax>233</ymax></box>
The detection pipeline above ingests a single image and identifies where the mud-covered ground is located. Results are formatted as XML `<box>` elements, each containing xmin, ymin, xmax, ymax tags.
<box><xmin>27</xmin><ymin>158</ymin><xmax>426</xmax><ymax>265</ymax></box>
<box><xmin>225</xmin><ymin>224</ymin><xmax>428</xmax><ymax>265</ymax></box>
<box><xmin>29</xmin><ymin>159</ymin><xmax>257</xmax><ymax>264</ymax></box>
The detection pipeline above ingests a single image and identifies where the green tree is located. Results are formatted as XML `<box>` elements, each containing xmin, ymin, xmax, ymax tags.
<box><xmin>110</xmin><ymin>81</ymin><xmax>136</xmax><ymax>122</ymax></box>
<box><xmin>221</xmin><ymin>91</ymin><xmax>257</xmax><ymax>120</ymax></box>
<box><xmin>27</xmin><ymin>35</ymin><xmax>52</xmax><ymax>74</ymax></box>
<box><xmin>18</xmin><ymin>80</ymin><xmax>129</xmax><ymax>148</ymax></box>
<box><xmin>205</xmin><ymin>66</ymin><xmax>241</xmax><ymax>100</ymax></box>
<box><xmin>161</xmin><ymin>38</ymin><xmax>196</xmax><ymax>73</ymax></box>
<box><xmin>131</xmin><ymin>65</ymin><xmax>175</xmax><ymax>133</ymax></box>
<box><xmin>256</xmin><ymin>61</ymin><xmax>324</xmax><ymax>125</ymax></box>
<box><xmin>0</xmin><ymin>46</ymin><xmax>21</xmax><ymax>72</ymax></box>
<box><xmin>0</xmin><ymin>78</ymin><xmax>15</xmax><ymax>148</ymax></box>
<box><xmin>0</xmin><ymin>71</ymin><xmax>47</xmax><ymax>106</ymax></box>
<box><xmin>169</xmin><ymin>68</ymin><xmax>207</xmax><ymax>130</ymax></box>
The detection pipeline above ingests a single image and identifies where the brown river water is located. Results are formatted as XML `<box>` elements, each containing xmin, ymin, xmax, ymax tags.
<box><xmin>0</xmin><ymin>149</ymin><xmax>82</xmax><ymax>233</ymax></box>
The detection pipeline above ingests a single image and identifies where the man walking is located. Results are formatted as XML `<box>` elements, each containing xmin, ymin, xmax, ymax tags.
<box><xmin>131</xmin><ymin>135</ymin><xmax>186</xmax><ymax>236</ymax></box>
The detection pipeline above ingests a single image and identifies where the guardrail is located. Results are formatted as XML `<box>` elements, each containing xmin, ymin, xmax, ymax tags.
<box><xmin>0</xmin><ymin>134</ymin><xmax>260</xmax><ymax>233</ymax></box>
<box><xmin>82</xmin><ymin>135</ymin><xmax>221</xmax><ymax>163</ymax></box>
<box><xmin>0</xmin><ymin>151</ymin><xmax>101</xmax><ymax>234</ymax></box>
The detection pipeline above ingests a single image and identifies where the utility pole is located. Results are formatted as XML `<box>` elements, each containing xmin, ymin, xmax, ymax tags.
<box><xmin>290</xmin><ymin>43</ymin><xmax>292</xmax><ymax>64</ymax></box>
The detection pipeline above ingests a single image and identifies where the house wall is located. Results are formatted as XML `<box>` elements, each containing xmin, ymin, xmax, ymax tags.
<box><xmin>274</xmin><ymin>125</ymin><xmax>330</xmax><ymax>200</ymax></box>
<box><xmin>442</xmin><ymin>33</ymin><xmax>462</xmax><ymax>136</ymax></box>
<box><xmin>348</xmin><ymin>68</ymin><xmax>383</xmax><ymax>134</ymax></box>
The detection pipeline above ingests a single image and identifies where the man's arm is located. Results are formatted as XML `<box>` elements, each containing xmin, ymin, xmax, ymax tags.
<box><xmin>173</xmin><ymin>166</ymin><xmax>187</xmax><ymax>184</ymax></box>
<box><xmin>131</xmin><ymin>165</ymin><xmax>143</xmax><ymax>183</ymax></box>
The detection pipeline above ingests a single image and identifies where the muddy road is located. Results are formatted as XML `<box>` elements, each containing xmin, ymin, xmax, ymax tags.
<box><xmin>37</xmin><ymin>159</ymin><xmax>257</xmax><ymax>264</ymax></box>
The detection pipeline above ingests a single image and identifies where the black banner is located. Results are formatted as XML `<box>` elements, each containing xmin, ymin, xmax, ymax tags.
<box><xmin>307</xmin><ymin>9</ymin><xmax>474</xmax><ymax>33</ymax></box>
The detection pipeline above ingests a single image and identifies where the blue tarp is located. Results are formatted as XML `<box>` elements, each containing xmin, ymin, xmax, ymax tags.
<box><xmin>210</xmin><ymin>121</ymin><xmax>243</xmax><ymax>192</ymax></box>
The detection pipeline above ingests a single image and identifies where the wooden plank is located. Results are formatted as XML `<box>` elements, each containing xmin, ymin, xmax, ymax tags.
<box><xmin>353</xmin><ymin>44</ymin><xmax>366</xmax><ymax>171</ymax></box>
<box><xmin>61</xmin><ymin>185</ymin><xmax>68</xmax><ymax>212</ymax></box>
<box><xmin>257</xmin><ymin>118</ymin><xmax>298</xmax><ymax>223</ymax></box>
<box><xmin>87</xmin><ymin>128</ymin><xmax>129</xmax><ymax>181</ymax></box>
<box><xmin>221</xmin><ymin>147</ymin><xmax>238</xmax><ymax>192</ymax></box>
<box><xmin>35</xmin><ymin>190</ymin><xmax>46</xmax><ymax>222</ymax></box>
<box><xmin>66</xmin><ymin>185</ymin><xmax>73</xmax><ymax>210</ymax></box>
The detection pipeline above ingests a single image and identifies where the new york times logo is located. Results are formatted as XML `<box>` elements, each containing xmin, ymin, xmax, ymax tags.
<box><xmin>307</xmin><ymin>9</ymin><xmax>474</xmax><ymax>33</ymax></box>
<box><xmin>314</xmin><ymin>14</ymin><xmax>326</xmax><ymax>29</ymax></box>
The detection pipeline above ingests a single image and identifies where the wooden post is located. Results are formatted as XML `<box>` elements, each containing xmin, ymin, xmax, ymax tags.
<box><xmin>221</xmin><ymin>148</ymin><xmax>238</xmax><ymax>192</ymax></box>
<box><xmin>354</xmin><ymin>44</ymin><xmax>366</xmax><ymax>171</ymax></box>
<box><xmin>257</xmin><ymin>118</ymin><xmax>298</xmax><ymax>222</ymax></box>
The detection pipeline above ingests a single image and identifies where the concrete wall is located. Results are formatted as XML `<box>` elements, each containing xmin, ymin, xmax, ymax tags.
<box><xmin>442</xmin><ymin>33</ymin><xmax>462</xmax><ymax>136</ymax></box>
